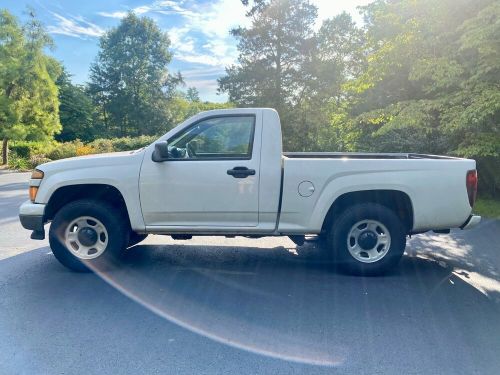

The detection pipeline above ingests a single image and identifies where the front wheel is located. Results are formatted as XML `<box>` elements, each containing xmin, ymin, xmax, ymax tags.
<box><xmin>327</xmin><ymin>203</ymin><xmax>407</xmax><ymax>275</ymax></box>
<box><xmin>49</xmin><ymin>200</ymin><xmax>129</xmax><ymax>272</ymax></box>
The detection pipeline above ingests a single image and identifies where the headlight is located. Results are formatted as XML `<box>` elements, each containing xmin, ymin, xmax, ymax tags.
<box><xmin>31</xmin><ymin>169</ymin><xmax>44</xmax><ymax>179</ymax></box>
<box><xmin>30</xmin><ymin>169</ymin><xmax>44</xmax><ymax>201</ymax></box>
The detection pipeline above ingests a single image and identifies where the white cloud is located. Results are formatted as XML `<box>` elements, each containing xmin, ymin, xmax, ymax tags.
<box><xmin>97</xmin><ymin>11</ymin><xmax>128</xmax><ymax>19</ymax></box>
<box><xmin>98</xmin><ymin>0</ymin><xmax>197</xmax><ymax>19</ymax></box>
<box><xmin>182</xmin><ymin>67</ymin><xmax>226</xmax><ymax>79</ymax></box>
<box><xmin>47</xmin><ymin>12</ymin><xmax>105</xmax><ymax>38</ymax></box>
<box><xmin>168</xmin><ymin>26</ymin><xmax>195</xmax><ymax>53</ymax></box>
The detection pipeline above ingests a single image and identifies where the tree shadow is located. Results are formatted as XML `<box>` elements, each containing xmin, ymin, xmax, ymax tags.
<box><xmin>407</xmin><ymin>219</ymin><xmax>500</xmax><ymax>303</ymax></box>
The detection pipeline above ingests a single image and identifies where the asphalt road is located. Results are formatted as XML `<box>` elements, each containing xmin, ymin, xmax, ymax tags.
<box><xmin>1</xmin><ymin>169</ymin><xmax>500</xmax><ymax>375</ymax></box>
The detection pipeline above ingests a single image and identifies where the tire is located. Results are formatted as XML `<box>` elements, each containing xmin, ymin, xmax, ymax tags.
<box><xmin>49</xmin><ymin>199</ymin><xmax>130</xmax><ymax>272</ymax></box>
<box><xmin>128</xmin><ymin>232</ymin><xmax>148</xmax><ymax>247</ymax></box>
<box><xmin>327</xmin><ymin>203</ymin><xmax>406</xmax><ymax>275</ymax></box>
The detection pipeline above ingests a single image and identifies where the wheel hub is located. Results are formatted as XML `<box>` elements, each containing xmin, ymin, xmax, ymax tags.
<box><xmin>358</xmin><ymin>231</ymin><xmax>378</xmax><ymax>250</ymax></box>
<box><xmin>77</xmin><ymin>227</ymin><xmax>98</xmax><ymax>247</ymax></box>
<box><xmin>347</xmin><ymin>219</ymin><xmax>392</xmax><ymax>264</ymax></box>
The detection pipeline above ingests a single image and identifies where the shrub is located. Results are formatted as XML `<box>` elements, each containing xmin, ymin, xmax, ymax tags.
<box><xmin>88</xmin><ymin>139</ymin><xmax>114</xmax><ymax>153</ymax></box>
<box><xmin>29</xmin><ymin>155</ymin><xmax>52</xmax><ymax>169</ymax></box>
<box><xmin>7</xmin><ymin>154</ymin><xmax>30</xmax><ymax>170</ymax></box>
<box><xmin>6</xmin><ymin>136</ymin><xmax>158</xmax><ymax>171</ymax></box>
<box><xmin>111</xmin><ymin>135</ymin><xmax>157</xmax><ymax>151</ymax></box>
<box><xmin>88</xmin><ymin>136</ymin><xmax>156</xmax><ymax>152</ymax></box>
<box><xmin>47</xmin><ymin>142</ymin><xmax>79</xmax><ymax>160</ymax></box>
<box><xmin>9</xmin><ymin>140</ymin><xmax>58</xmax><ymax>159</ymax></box>
<box><xmin>10</xmin><ymin>144</ymin><xmax>31</xmax><ymax>158</ymax></box>
<box><xmin>76</xmin><ymin>145</ymin><xmax>96</xmax><ymax>156</ymax></box>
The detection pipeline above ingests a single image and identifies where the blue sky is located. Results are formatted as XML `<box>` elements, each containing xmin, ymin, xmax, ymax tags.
<box><xmin>3</xmin><ymin>0</ymin><xmax>371</xmax><ymax>102</ymax></box>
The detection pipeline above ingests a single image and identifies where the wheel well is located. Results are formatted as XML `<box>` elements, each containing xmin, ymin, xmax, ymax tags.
<box><xmin>322</xmin><ymin>190</ymin><xmax>414</xmax><ymax>234</ymax></box>
<box><xmin>45</xmin><ymin>184</ymin><xmax>131</xmax><ymax>227</ymax></box>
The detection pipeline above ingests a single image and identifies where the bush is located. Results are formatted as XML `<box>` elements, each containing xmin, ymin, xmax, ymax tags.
<box><xmin>112</xmin><ymin>135</ymin><xmax>157</xmax><ymax>151</ymax></box>
<box><xmin>10</xmin><ymin>144</ymin><xmax>31</xmax><ymax>158</ymax></box>
<box><xmin>7</xmin><ymin>153</ymin><xmax>31</xmax><ymax>170</ymax></box>
<box><xmin>6</xmin><ymin>135</ymin><xmax>158</xmax><ymax>171</ymax></box>
<box><xmin>88</xmin><ymin>136</ymin><xmax>156</xmax><ymax>153</ymax></box>
<box><xmin>9</xmin><ymin>140</ymin><xmax>58</xmax><ymax>159</ymax></box>
<box><xmin>76</xmin><ymin>145</ymin><xmax>96</xmax><ymax>156</ymax></box>
<box><xmin>88</xmin><ymin>138</ymin><xmax>114</xmax><ymax>153</ymax></box>
<box><xmin>29</xmin><ymin>155</ymin><xmax>52</xmax><ymax>168</ymax></box>
<box><xmin>47</xmin><ymin>142</ymin><xmax>79</xmax><ymax>160</ymax></box>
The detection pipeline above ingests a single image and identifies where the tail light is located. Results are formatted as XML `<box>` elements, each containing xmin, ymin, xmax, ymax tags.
<box><xmin>466</xmin><ymin>170</ymin><xmax>477</xmax><ymax>208</ymax></box>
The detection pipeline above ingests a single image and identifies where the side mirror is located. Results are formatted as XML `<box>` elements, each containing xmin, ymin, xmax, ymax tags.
<box><xmin>152</xmin><ymin>141</ymin><xmax>169</xmax><ymax>162</ymax></box>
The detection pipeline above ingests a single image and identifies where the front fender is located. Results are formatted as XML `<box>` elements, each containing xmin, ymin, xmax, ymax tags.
<box><xmin>36</xmin><ymin>163</ymin><xmax>145</xmax><ymax>231</ymax></box>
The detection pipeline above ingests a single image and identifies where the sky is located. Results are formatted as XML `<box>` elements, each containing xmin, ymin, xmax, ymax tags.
<box><xmin>3</xmin><ymin>0</ymin><xmax>372</xmax><ymax>102</ymax></box>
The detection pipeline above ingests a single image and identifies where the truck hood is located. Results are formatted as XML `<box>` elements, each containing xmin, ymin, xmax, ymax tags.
<box><xmin>37</xmin><ymin>149</ymin><xmax>145</xmax><ymax>174</ymax></box>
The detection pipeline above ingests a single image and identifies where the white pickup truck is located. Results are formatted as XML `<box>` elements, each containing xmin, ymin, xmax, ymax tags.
<box><xmin>19</xmin><ymin>108</ymin><xmax>481</xmax><ymax>274</ymax></box>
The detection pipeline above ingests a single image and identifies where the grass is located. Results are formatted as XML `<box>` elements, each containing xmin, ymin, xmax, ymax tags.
<box><xmin>475</xmin><ymin>197</ymin><xmax>500</xmax><ymax>219</ymax></box>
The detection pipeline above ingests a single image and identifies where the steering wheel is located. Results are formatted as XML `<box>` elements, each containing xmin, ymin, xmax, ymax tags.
<box><xmin>186</xmin><ymin>141</ymin><xmax>198</xmax><ymax>158</ymax></box>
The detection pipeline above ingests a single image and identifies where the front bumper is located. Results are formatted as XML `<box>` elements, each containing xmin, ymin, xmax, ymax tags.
<box><xmin>460</xmin><ymin>214</ymin><xmax>481</xmax><ymax>230</ymax></box>
<box><xmin>19</xmin><ymin>200</ymin><xmax>46</xmax><ymax>231</ymax></box>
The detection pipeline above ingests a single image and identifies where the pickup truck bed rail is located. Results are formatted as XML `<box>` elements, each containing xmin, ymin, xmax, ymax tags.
<box><xmin>283</xmin><ymin>152</ymin><xmax>461</xmax><ymax>160</ymax></box>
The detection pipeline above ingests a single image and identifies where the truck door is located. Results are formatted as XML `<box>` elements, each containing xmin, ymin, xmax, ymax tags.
<box><xmin>139</xmin><ymin>113</ymin><xmax>261</xmax><ymax>228</ymax></box>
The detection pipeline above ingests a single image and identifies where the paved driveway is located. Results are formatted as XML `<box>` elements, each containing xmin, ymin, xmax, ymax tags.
<box><xmin>1</xmin><ymin>170</ymin><xmax>499</xmax><ymax>375</ymax></box>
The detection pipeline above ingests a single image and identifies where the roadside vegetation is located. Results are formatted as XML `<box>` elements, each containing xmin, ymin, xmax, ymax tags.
<box><xmin>475</xmin><ymin>198</ymin><xmax>500</xmax><ymax>219</ymax></box>
<box><xmin>0</xmin><ymin>0</ymin><xmax>498</xmax><ymax>202</ymax></box>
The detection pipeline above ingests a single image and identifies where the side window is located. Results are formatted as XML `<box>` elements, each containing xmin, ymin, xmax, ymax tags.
<box><xmin>168</xmin><ymin>116</ymin><xmax>255</xmax><ymax>160</ymax></box>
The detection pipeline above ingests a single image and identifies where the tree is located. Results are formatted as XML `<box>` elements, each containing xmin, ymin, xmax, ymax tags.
<box><xmin>55</xmin><ymin>68</ymin><xmax>95</xmax><ymax>142</ymax></box>
<box><xmin>218</xmin><ymin>0</ymin><xmax>317</xmax><ymax>150</ymax></box>
<box><xmin>88</xmin><ymin>12</ymin><xmax>182</xmax><ymax>138</ymax></box>
<box><xmin>186</xmin><ymin>87</ymin><xmax>200</xmax><ymax>102</ymax></box>
<box><xmin>340</xmin><ymin>0</ymin><xmax>499</xmax><ymax>195</ymax></box>
<box><xmin>0</xmin><ymin>9</ymin><xmax>61</xmax><ymax>164</ymax></box>
<box><xmin>294</xmin><ymin>12</ymin><xmax>365</xmax><ymax>152</ymax></box>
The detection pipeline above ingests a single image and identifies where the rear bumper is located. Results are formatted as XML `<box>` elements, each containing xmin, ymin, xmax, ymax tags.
<box><xmin>19</xmin><ymin>200</ymin><xmax>46</xmax><ymax>231</ymax></box>
<box><xmin>460</xmin><ymin>215</ymin><xmax>481</xmax><ymax>230</ymax></box>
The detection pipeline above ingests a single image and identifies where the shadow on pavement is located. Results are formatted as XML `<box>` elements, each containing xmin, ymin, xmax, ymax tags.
<box><xmin>1</xmin><ymin>241</ymin><xmax>499</xmax><ymax>374</ymax></box>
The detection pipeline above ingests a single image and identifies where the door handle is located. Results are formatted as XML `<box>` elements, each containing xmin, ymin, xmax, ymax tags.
<box><xmin>227</xmin><ymin>166</ymin><xmax>256</xmax><ymax>178</ymax></box>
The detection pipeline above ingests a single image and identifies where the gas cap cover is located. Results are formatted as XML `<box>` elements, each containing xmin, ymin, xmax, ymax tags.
<box><xmin>298</xmin><ymin>181</ymin><xmax>315</xmax><ymax>197</ymax></box>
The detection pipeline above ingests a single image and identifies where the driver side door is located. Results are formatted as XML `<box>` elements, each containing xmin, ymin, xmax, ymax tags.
<box><xmin>139</xmin><ymin>114</ymin><xmax>261</xmax><ymax>228</ymax></box>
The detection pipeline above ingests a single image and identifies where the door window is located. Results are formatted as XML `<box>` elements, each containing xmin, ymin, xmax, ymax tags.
<box><xmin>168</xmin><ymin>116</ymin><xmax>255</xmax><ymax>159</ymax></box>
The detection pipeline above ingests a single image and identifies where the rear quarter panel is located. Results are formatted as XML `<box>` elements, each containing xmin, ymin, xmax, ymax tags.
<box><xmin>279</xmin><ymin>157</ymin><xmax>475</xmax><ymax>233</ymax></box>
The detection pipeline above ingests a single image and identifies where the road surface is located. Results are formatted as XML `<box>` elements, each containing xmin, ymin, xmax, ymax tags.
<box><xmin>1</xmin><ymin>169</ymin><xmax>499</xmax><ymax>375</ymax></box>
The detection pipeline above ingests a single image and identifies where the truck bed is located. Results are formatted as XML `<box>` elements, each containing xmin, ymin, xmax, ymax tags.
<box><xmin>283</xmin><ymin>152</ymin><xmax>460</xmax><ymax>160</ymax></box>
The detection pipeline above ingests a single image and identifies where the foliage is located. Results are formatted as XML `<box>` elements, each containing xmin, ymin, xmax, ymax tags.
<box><xmin>88</xmin><ymin>12</ymin><xmax>182</xmax><ymax>138</ymax></box>
<box><xmin>343</xmin><ymin>0</ymin><xmax>500</xmax><ymax>195</ymax></box>
<box><xmin>89</xmin><ymin>135</ymin><xmax>157</xmax><ymax>152</ymax></box>
<box><xmin>0</xmin><ymin>9</ymin><xmax>61</xmax><ymax>164</ymax></box>
<box><xmin>218</xmin><ymin>1</ymin><xmax>365</xmax><ymax>151</ymax></box>
<box><xmin>55</xmin><ymin>68</ymin><xmax>95</xmax><ymax>142</ymax></box>
<box><xmin>186</xmin><ymin>87</ymin><xmax>200</xmax><ymax>102</ymax></box>
<box><xmin>474</xmin><ymin>198</ymin><xmax>500</xmax><ymax>219</ymax></box>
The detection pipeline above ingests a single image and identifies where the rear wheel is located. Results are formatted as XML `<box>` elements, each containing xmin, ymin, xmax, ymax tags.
<box><xmin>49</xmin><ymin>200</ymin><xmax>129</xmax><ymax>272</ymax></box>
<box><xmin>327</xmin><ymin>203</ymin><xmax>406</xmax><ymax>275</ymax></box>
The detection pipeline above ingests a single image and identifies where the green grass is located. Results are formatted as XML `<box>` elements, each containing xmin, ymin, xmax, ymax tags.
<box><xmin>475</xmin><ymin>197</ymin><xmax>500</xmax><ymax>219</ymax></box>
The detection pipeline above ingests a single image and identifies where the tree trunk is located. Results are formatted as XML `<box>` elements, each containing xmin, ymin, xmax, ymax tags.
<box><xmin>2</xmin><ymin>138</ymin><xmax>8</xmax><ymax>165</ymax></box>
